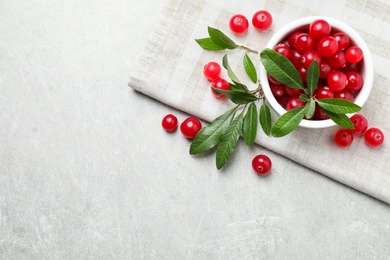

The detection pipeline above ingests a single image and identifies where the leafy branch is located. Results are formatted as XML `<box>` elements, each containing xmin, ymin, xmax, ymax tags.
<box><xmin>192</xmin><ymin>27</ymin><xmax>361</xmax><ymax>170</ymax></box>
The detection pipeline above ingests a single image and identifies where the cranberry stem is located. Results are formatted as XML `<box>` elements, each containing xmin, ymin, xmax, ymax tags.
<box><xmin>237</xmin><ymin>45</ymin><xmax>259</xmax><ymax>54</ymax></box>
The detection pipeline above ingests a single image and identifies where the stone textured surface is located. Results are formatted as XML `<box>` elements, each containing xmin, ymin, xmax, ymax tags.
<box><xmin>1</xmin><ymin>0</ymin><xmax>389</xmax><ymax>259</ymax></box>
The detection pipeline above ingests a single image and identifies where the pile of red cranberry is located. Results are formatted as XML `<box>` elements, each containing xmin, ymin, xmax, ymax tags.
<box><xmin>269</xmin><ymin>19</ymin><xmax>364</xmax><ymax>120</ymax></box>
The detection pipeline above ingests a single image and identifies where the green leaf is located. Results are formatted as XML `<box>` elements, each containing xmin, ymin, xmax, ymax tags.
<box><xmin>208</xmin><ymin>26</ymin><xmax>237</xmax><ymax>50</ymax></box>
<box><xmin>322</xmin><ymin>110</ymin><xmax>355</xmax><ymax>129</ymax></box>
<box><xmin>190</xmin><ymin>106</ymin><xmax>238</xmax><ymax>155</ymax></box>
<box><xmin>195</xmin><ymin>38</ymin><xmax>225</xmax><ymax>51</ymax></box>
<box><xmin>260</xmin><ymin>48</ymin><xmax>303</xmax><ymax>89</ymax></box>
<box><xmin>216</xmin><ymin>113</ymin><xmax>244</xmax><ymax>169</ymax></box>
<box><xmin>243</xmin><ymin>53</ymin><xmax>257</xmax><ymax>83</ymax></box>
<box><xmin>306</xmin><ymin>61</ymin><xmax>319</xmax><ymax>95</ymax></box>
<box><xmin>230</xmin><ymin>81</ymin><xmax>249</xmax><ymax>92</ymax></box>
<box><xmin>212</xmin><ymin>88</ymin><xmax>258</xmax><ymax>105</ymax></box>
<box><xmin>260</xmin><ymin>103</ymin><xmax>272</xmax><ymax>135</ymax></box>
<box><xmin>299</xmin><ymin>94</ymin><xmax>310</xmax><ymax>102</ymax></box>
<box><xmin>317</xmin><ymin>98</ymin><xmax>361</xmax><ymax>114</ymax></box>
<box><xmin>271</xmin><ymin>106</ymin><xmax>305</xmax><ymax>137</ymax></box>
<box><xmin>222</xmin><ymin>54</ymin><xmax>241</xmax><ymax>83</ymax></box>
<box><xmin>243</xmin><ymin>103</ymin><xmax>258</xmax><ymax>146</ymax></box>
<box><xmin>304</xmin><ymin>98</ymin><xmax>316</xmax><ymax>119</ymax></box>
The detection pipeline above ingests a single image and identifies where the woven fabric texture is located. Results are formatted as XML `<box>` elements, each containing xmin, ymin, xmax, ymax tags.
<box><xmin>129</xmin><ymin>0</ymin><xmax>390</xmax><ymax>204</ymax></box>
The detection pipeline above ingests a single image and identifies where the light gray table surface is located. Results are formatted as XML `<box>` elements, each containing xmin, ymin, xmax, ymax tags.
<box><xmin>1</xmin><ymin>0</ymin><xmax>389</xmax><ymax>259</ymax></box>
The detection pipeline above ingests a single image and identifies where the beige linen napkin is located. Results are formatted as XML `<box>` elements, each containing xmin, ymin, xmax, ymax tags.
<box><xmin>129</xmin><ymin>0</ymin><xmax>390</xmax><ymax>204</ymax></box>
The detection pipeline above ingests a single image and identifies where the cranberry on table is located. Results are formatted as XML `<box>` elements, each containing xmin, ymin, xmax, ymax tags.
<box><xmin>252</xmin><ymin>154</ymin><xmax>272</xmax><ymax>175</ymax></box>
<box><xmin>334</xmin><ymin>129</ymin><xmax>354</xmax><ymax>148</ymax></box>
<box><xmin>229</xmin><ymin>14</ymin><xmax>249</xmax><ymax>34</ymax></box>
<box><xmin>252</xmin><ymin>10</ymin><xmax>273</xmax><ymax>31</ymax></box>
<box><xmin>349</xmin><ymin>114</ymin><xmax>368</xmax><ymax>135</ymax></box>
<box><xmin>162</xmin><ymin>114</ymin><xmax>178</xmax><ymax>132</ymax></box>
<box><xmin>180</xmin><ymin>117</ymin><xmax>202</xmax><ymax>139</ymax></box>
<box><xmin>364</xmin><ymin>127</ymin><xmax>385</xmax><ymax>147</ymax></box>
<box><xmin>203</xmin><ymin>62</ymin><xmax>221</xmax><ymax>81</ymax></box>
<box><xmin>211</xmin><ymin>78</ymin><xmax>230</xmax><ymax>99</ymax></box>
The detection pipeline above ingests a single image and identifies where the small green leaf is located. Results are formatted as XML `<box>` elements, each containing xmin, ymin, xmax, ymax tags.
<box><xmin>243</xmin><ymin>53</ymin><xmax>257</xmax><ymax>83</ymax></box>
<box><xmin>216</xmin><ymin>113</ymin><xmax>244</xmax><ymax>170</ymax></box>
<box><xmin>306</xmin><ymin>61</ymin><xmax>319</xmax><ymax>95</ymax></box>
<box><xmin>230</xmin><ymin>81</ymin><xmax>249</xmax><ymax>92</ymax></box>
<box><xmin>260</xmin><ymin>103</ymin><xmax>272</xmax><ymax>136</ymax></box>
<box><xmin>195</xmin><ymin>38</ymin><xmax>225</xmax><ymax>51</ymax></box>
<box><xmin>304</xmin><ymin>98</ymin><xmax>316</xmax><ymax>119</ymax></box>
<box><xmin>260</xmin><ymin>48</ymin><xmax>303</xmax><ymax>89</ymax></box>
<box><xmin>222</xmin><ymin>54</ymin><xmax>241</xmax><ymax>83</ymax></box>
<box><xmin>322</xmin><ymin>110</ymin><xmax>355</xmax><ymax>129</ymax></box>
<box><xmin>190</xmin><ymin>106</ymin><xmax>238</xmax><ymax>155</ymax></box>
<box><xmin>243</xmin><ymin>103</ymin><xmax>258</xmax><ymax>146</ymax></box>
<box><xmin>208</xmin><ymin>26</ymin><xmax>237</xmax><ymax>50</ymax></box>
<box><xmin>299</xmin><ymin>94</ymin><xmax>310</xmax><ymax>102</ymax></box>
<box><xmin>271</xmin><ymin>106</ymin><xmax>305</xmax><ymax>137</ymax></box>
<box><xmin>211</xmin><ymin>88</ymin><xmax>258</xmax><ymax>105</ymax></box>
<box><xmin>317</xmin><ymin>98</ymin><xmax>361</xmax><ymax>114</ymax></box>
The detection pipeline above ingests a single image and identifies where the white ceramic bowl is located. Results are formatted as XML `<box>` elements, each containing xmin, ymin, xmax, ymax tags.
<box><xmin>260</xmin><ymin>16</ymin><xmax>374</xmax><ymax>128</ymax></box>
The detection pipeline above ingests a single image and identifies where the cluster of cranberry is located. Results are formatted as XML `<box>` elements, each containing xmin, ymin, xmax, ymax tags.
<box><xmin>162</xmin><ymin>114</ymin><xmax>202</xmax><ymax>139</ymax></box>
<box><xmin>334</xmin><ymin>113</ymin><xmax>384</xmax><ymax>148</ymax></box>
<box><xmin>270</xmin><ymin>19</ymin><xmax>364</xmax><ymax>118</ymax></box>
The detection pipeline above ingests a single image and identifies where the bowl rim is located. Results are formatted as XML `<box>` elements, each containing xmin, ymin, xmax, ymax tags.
<box><xmin>260</xmin><ymin>16</ymin><xmax>374</xmax><ymax>128</ymax></box>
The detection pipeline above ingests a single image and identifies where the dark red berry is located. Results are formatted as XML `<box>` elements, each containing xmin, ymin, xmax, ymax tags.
<box><xmin>327</xmin><ymin>70</ymin><xmax>347</xmax><ymax>91</ymax></box>
<box><xmin>309</xmin><ymin>19</ymin><xmax>331</xmax><ymax>40</ymax></box>
<box><xmin>271</xmin><ymin>84</ymin><xmax>287</xmax><ymax>98</ymax></box>
<box><xmin>203</xmin><ymin>62</ymin><xmax>221</xmax><ymax>81</ymax></box>
<box><xmin>332</xmin><ymin>32</ymin><xmax>350</xmax><ymax>51</ymax></box>
<box><xmin>284</xmin><ymin>85</ymin><xmax>304</xmax><ymax>97</ymax></box>
<box><xmin>229</xmin><ymin>14</ymin><xmax>249</xmax><ymax>34</ymax></box>
<box><xmin>252</xmin><ymin>10</ymin><xmax>273</xmax><ymax>31</ymax></box>
<box><xmin>334</xmin><ymin>129</ymin><xmax>354</xmax><ymax>148</ymax></box>
<box><xmin>317</xmin><ymin>36</ymin><xmax>338</xmax><ymax>57</ymax></box>
<box><xmin>274</xmin><ymin>43</ymin><xmax>292</xmax><ymax>59</ymax></box>
<box><xmin>162</xmin><ymin>114</ymin><xmax>178</xmax><ymax>132</ymax></box>
<box><xmin>319</xmin><ymin>59</ymin><xmax>332</xmax><ymax>78</ymax></box>
<box><xmin>295</xmin><ymin>33</ymin><xmax>315</xmax><ymax>54</ymax></box>
<box><xmin>211</xmin><ymin>78</ymin><xmax>230</xmax><ymax>99</ymax></box>
<box><xmin>301</xmin><ymin>50</ymin><xmax>322</xmax><ymax>69</ymax></box>
<box><xmin>252</xmin><ymin>154</ymin><xmax>272</xmax><ymax>175</ymax></box>
<box><xmin>180</xmin><ymin>117</ymin><xmax>202</xmax><ymax>139</ymax></box>
<box><xmin>286</xmin><ymin>97</ymin><xmax>305</xmax><ymax>111</ymax></box>
<box><xmin>288</xmin><ymin>31</ymin><xmax>303</xmax><ymax>48</ymax></box>
<box><xmin>346</xmin><ymin>71</ymin><xmax>364</xmax><ymax>91</ymax></box>
<box><xmin>364</xmin><ymin>128</ymin><xmax>384</xmax><ymax>147</ymax></box>
<box><xmin>314</xmin><ymin>86</ymin><xmax>334</xmax><ymax>99</ymax></box>
<box><xmin>349</xmin><ymin>114</ymin><xmax>368</xmax><ymax>135</ymax></box>
<box><xmin>334</xmin><ymin>88</ymin><xmax>355</xmax><ymax>102</ymax></box>
<box><xmin>327</xmin><ymin>50</ymin><xmax>346</xmax><ymax>68</ymax></box>
<box><xmin>345</xmin><ymin>46</ymin><xmax>363</xmax><ymax>64</ymax></box>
